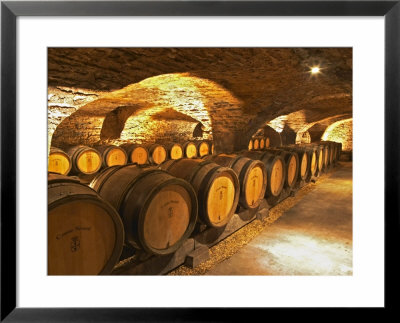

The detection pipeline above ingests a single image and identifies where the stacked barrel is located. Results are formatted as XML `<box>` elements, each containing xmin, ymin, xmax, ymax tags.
<box><xmin>48</xmin><ymin>137</ymin><xmax>341</xmax><ymax>275</ymax></box>
<box><xmin>240</xmin><ymin>150</ymin><xmax>289</xmax><ymax>206</ymax></box>
<box><xmin>248</xmin><ymin>137</ymin><xmax>271</xmax><ymax>151</ymax></box>
<box><xmin>48</xmin><ymin>140</ymin><xmax>213</xmax><ymax>176</ymax></box>
<box><xmin>159</xmin><ymin>159</ymin><xmax>240</xmax><ymax>228</ymax></box>
<box><xmin>203</xmin><ymin>154</ymin><xmax>267</xmax><ymax>210</ymax></box>
<box><xmin>90</xmin><ymin>164</ymin><xmax>198</xmax><ymax>255</ymax></box>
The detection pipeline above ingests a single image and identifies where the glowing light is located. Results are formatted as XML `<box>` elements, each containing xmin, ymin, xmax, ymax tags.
<box><xmin>310</xmin><ymin>66</ymin><xmax>320</xmax><ymax>74</ymax></box>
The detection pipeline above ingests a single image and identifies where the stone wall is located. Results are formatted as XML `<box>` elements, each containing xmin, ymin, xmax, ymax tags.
<box><xmin>48</xmin><ymin>48</ymin><xmax>352</xmax><ymax>154</ymax></box>
<box><xmin>322</xmin><ymin>119</ymin><xmax>353</xmax><ymax>151</ymax></box>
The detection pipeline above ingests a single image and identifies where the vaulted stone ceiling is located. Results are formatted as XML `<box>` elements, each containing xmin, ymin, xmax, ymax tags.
<box><xmin>48</xmin><ymin>48</ymin><xmax>352</xmax><ymax>152</ymax></box>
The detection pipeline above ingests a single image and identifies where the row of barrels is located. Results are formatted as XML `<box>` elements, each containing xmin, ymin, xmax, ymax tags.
<box><xmin>248</xmin><ymin>137</ymin><xmax>271</xmax><ymax>151</ymax></box>
<box><xmin>48</xmin><ymin>141</ymin><xmax>341</xmax><ymax>275</ymax></box>
<box><xmin>48</xmin><ymin>140</ymin><xmax>214</xmax><ymax>176</ymax></box>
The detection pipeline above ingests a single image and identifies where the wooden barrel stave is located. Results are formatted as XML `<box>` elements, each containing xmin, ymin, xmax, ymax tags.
<box><xmin>95</xmin><ymin>145</ymin><xmax>128</xmax><ymax>168</ymax></box>
<box><xmin>183</xmin><ymin>141</ymin><xmax>198</xmax><ymax>158</ymax></box>
<box><xmin>240</xmin><ymin>150</ymin><xmax>286</xmax><ymax>198</ymax></box>
<box><xmin>259</xmin><ymin>138</ymin><xmax>265</xmax><ymax>150</ymax></box>
<box><xmin>159</xmin><ymin>158</ymin><xmax>240</xmax><ymax>228</ymax></box>
<box><xmin>146</xmin><ymin>144</ymin><xmax>167</xmax><ymax>165</ymax></box>
<box><xmin>48</xmin><ymin>173</ymin><xmax>124</xmax><ymax>275</ymax></box>
<box><xmin>205</xmin><ymin>154</ymin><xmax>267</xmax><ymax>209</ymax></box>
<box><xmin>120</xmin><ymin>144</ymin><xmax>149</xmax><ymax>165</ymax></box>
<box><xmin>262</xmin><ymin>149</ymin><xmax>299</xmax><ymax>188</ymax></box>
<box><xmin>253</xmin><ymin>138</ymin><xmax>260</xmax><ymax>150</ymax></box>
<box><xmin>196</xmin><ymin>141</ymin><xmax>210</xmax><ymax>157</ymax></box>
<box><xmin>248</xmin><ymin>139</ymin><xmax>253</xmax><ymax>151</ymax></box>
<box><xmin>67</xmin><ymin>145</ymin><xmax>102</xmax><ymax>175</ymax></box>
<box><xmin>163</xmin><ymin>142</ymin><xmax>184</xmax><ymax>160</ymax></box>
<box><xmin>48</xmin><ymin>147</ymin><xmax>72</xmax><ymax>175</ymax></box>
<box><xmin>90</xmin><ymin>164</ymin><xmax>197</xmax><ymax>255</ymax></box>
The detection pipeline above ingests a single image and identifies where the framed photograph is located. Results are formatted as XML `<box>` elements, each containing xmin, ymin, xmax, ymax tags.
<box><xmin>1</xmin><ymin>0</ymin><xmax>399</xmax><ymax>321</ymax></box>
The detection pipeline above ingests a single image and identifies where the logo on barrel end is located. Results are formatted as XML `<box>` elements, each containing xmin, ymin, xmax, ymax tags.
<box><xmin>70</xmin><ymin>236</ymin><xmax>80</xmax><ymax>252</ymax></box>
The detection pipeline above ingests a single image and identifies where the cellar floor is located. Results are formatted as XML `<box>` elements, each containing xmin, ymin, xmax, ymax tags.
<box><xmin>204</xmin><ymin>162</ymin><xmax>353</xmax><ymax>275</ymax></box>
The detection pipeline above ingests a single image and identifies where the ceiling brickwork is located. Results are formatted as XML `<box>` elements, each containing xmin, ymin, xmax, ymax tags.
<box><xmin>48</xmin><ymin>48</ymin><xmax>352</xmax><ymax>152</ymax></box>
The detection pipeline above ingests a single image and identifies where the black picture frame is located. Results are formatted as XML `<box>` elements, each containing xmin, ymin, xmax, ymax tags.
<box><xmin>1</xmin><ymin>0</ymin><xmax>399</xmax><ymax>321</ymax></box>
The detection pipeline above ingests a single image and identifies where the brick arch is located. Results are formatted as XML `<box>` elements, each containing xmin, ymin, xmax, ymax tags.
<box><xmin>322</xmin><ymin>118</ymin><xmax>353</xmax><ymax>151</ymax></box>
<box><xmin>50</xmin><ymin>73</ymin><xmax>247</xmax><ymax>150</ymax></box>
<box><xmin>48</xmin><ymin>48</ymin><xmax>352</xmax><ymax>153</ymax></box>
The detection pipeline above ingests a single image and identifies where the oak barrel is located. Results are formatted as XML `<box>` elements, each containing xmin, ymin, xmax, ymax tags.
<box><xmin>196</xmin><ymin>141</ymin><xmax>210</xmax><ymax>157</ymax></box>
<box><xmin>265</xmin><ymin>137</ymin><xmax>270</xmax><ymax>148</ymax></box>
<box><xmin>183</xmin><ymin>141</ymin><xmax>198</xmax><ymax>158</ymax></box>
<box><xmin>256</xmin><ymin>149</ymin><xmax>299</xmax><ymax>188</ymax></box>
<box><xmin>281</xmin><ymin>146</ymin><xmax>309</xmax><ymax>181</ymax></box>
<box><xmin>159</xmin><ymin>159</ymin><xmax>239</xmax><ymax>228</ymax></box>
<box><xmin>253</xmin><ymin>138</ymin><xmax>260</xmax><ymax>150</ymax></box>
<box><xmin>259</xmin><ymin>138</ymin><xmax>265</xmax><ymax>150</ymax></box>
<box><xmin>146</xmin><ymin>144</ymin><xmax>167</xmax><ymax>165</ymax></box>
<box><xmin>302</xmin><ymin>143</ymin><xmax>324</xmax><ymax>175</ymax></box>
<box><xmin>248</xmin><ymin>139</ymin><xmax>253</xmax><ymax>151</ymax></box>
<box><xmin>67</xmin><ymin>145</ymin><xmax>102</xmax><ymax>175</ymax></box>
<box><xmin>95</xmin><ymin>145</ymin><xmax>128</xmax><ymax>168</ymax></box>
<box><xmin>121</xmin><ymin>144</ymin><xmax>149</xmax><ymax>165</ymax></box>
<box><xmin>320</xmin><ymin>144</ymin><xmax>329</xmax><ymax>168</ymax></box>
<box><xmin>241</xmin><ymin>150</ymin><xmax>286</xmax><ymax>197</ymax></box>
<box><xmin>297</xmin><ymin>145</ymin><xmax>317</xmax><ymax>178</ymax></box>
<box><xmin>48</xmin><ymin>173</ymin><xmax>124</xmax><ymax>275</ymax></box>
<box><xmin>164</xmin><ymin>142</ymin><xmax>184</xmax><ymax>160</ymax></box>
<box><xmin>90</xmin><ymin>164</ymin><xmax>197</xmax><ymax>255</ymax></box>
<box><xmin>316</xmin><ymin>142</ymin><xmax>332</xmax><ymax>168</ymax></box>
<box><xmin>48</xmin><ymin>147</ymin><xmax>72</xmax><ymax>175</ymax></box>
<box><xmin>204</xmin><ymin>154</ymin><xmax>267</xmax><ymax>210</ymax></box>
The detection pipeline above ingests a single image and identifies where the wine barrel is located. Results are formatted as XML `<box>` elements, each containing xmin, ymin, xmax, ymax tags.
<box><xmin>159</xmin><ymin>159</ymin><xmax>239</xmax><ymax>228</ymax></box>
<box><xmin>294</xmin><ymin>145</ymin><xmax>317</xmax><ymax>178</ymax></box>
<box><xmin>253</xmin><ymin>138</ymin><xmax>260</xmax><ymax>150</ymax></box>
<box><xmin>259</xmin><ymin>138</ymin><xmax>265</xmax><ymax>150</ymax></box>
<box><xmin>48</xmin><ymin>147</ymin><xmax>72</xmax><ymax>175</ymax></box>
<box><xmin>320</xmin><ymin>144</ymin><xmax>329</xmax><ymax>168</ymax></box>
<box><xmin>146</xmin><ymin>144</ymin><xmax>167</xmax><ymax>165</ymax></box>
<box><xmin>325</xmin><ymin>141</ymin><xmax>341</xmax><ymax>164</ymax></box>
<box><xmin>314</xmin><ymin>144</ymin><xmax>324</xmax><ymax>174</ymax></box>
<box><xmin>309</xmin><ymin>144</ymin><xmax>326</xmax><ymax>175</ymax></box>
<box><xmin>95</xmin><ymin>145</ymin><xmax>128</xmax><ymax>168</ymax></box>
<box><xmin>307</xmin><ymin>147</ymin><xmax>318</xmax><ymax>177</ymax></box>
<box><xmin>196</xmin><ymin>141</ymin><xmax>210</xmax><ymax>157</ymax></box>
<box><xmin>121</xmin><ymin>144</ymin><xmax>149</xmax><ymax>165</ymax></box>
<box><xmin>282</xmin><ymin>146</ymin><xmax>309</xmax><ymax>181</ymax></box>
<box><xmin>90</xmin><ymin>164</ymin><xmax>197</xmax><ymax>255</ymax></box>
<box><xmin>164</xmin><ymin>142</ymin><xmax>183</xmax><ymax>160</ymax></box>
<box><xmin>204</xmin><ymin>154</ymin><xmax>267</xmax><ymax>210</ymax></box>
<box><xmin>316</xmin><ymin>142</ymin><xmax>332</xmax><ymax>168</ymax></box>
<box><xmin>241</xmin><ymin>151</ymin><xmax>286</xmax><ymax>197</ymax></box>
<box><xmin>302</xmin><ymin>143</ymin><xmax>324</xmax><ymax>175</ymax></box>
<box><xmin>248</xmin><ymin>139</ymin><xmax>253</xmax><ymax>151</ymax></box>
<box><xmin>48</xmin><ymin>173</ymin><xmax>124</xmax><ymax>275</ymax></box>
<box><xmin>258</xmin><ymin>149</ymin><xmax>298</xmax><ymax>188</ymax></box>
<box><xmin>67</xmin><ymin>145</ymin><xmax>102</xmax><ymax>175</ymax></box>
<box><xmin>265</xmin><ymin>137</ymin><xmax>270</xmax><ymax>148</ymax></box>
<box><xmin>183</xmin><ymin>141</ymin><xmax>197</xmax><ymax>158</ymax></box>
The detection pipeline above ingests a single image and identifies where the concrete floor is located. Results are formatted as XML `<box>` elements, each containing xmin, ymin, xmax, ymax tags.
<box><xmin>205</xmin><ymin>162</ymin><xmax>353</xmax><ymax>275</ymax></box>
